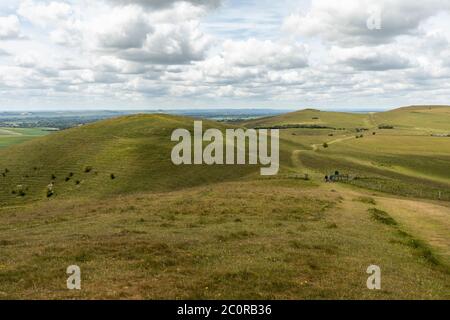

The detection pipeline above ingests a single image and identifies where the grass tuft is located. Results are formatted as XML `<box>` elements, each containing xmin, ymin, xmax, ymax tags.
<box><xmin>369</xmin><ymin>208</ymin><xmax>398</xmax><ymax>225</ymax></box>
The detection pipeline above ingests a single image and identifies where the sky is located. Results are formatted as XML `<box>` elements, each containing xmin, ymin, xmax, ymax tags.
<box><xmin>0</xmin><ymin>0</ymin><xmax>450</xmax><ymax>111</ymax></box>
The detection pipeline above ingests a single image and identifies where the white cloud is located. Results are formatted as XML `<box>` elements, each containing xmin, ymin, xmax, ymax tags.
<box><xmin>221</xmin><ymin>38</ymin><xmax>309</xmax><ymax>70</ymax></box>
<box><xmin>0</xmin><ymin>15</ymin><xmax>21</xmax><ymax>39</ymax></box>
<box><xmin>18</xmin><ymin>0</ymin><xmax>73</xmax><ymax>28</ymax></box>
<box><xmin>331</xmin><ymin>46</ymin><xmax>413</xmax><ymax>71</ymax></box>
<box><xmin>283</xmin><ymin>0</ymin><xmax>450</xmax><ymax>46</ymax></box>
<box><xmin>95</xmin><ymin>6</ymin><xmax>152</xmax><ymax>50</ymax></box>
<box><xmin>1</xmin><ymin>0</ymin><xmax>450</xmax><ymax>110</ymax></box>
<box><xmin>105</xmin><ymin>0</ymin><xmax>221</xmax><ymax>10</ymax></box>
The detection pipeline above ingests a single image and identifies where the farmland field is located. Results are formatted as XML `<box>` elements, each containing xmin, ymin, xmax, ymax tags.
<box><xmin>0</xmin><ymin>127</ymin><xmax>52</xmax><ymax>149</ymax></box>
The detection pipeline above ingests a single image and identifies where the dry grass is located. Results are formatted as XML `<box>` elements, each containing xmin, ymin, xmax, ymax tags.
<box><xmin>0</xmin><ymin>180</ymin><xmax>449</xmax><ymax>299</ymax></box>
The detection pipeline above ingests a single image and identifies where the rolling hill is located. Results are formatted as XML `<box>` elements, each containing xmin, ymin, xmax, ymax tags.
<box><xmin>0</xmin><ymin>107</ymin><xmax>449</xmax><ymax>299</ymax></box>
<box><xmin>243</xmin><ymin>109</ymin><xmax>371</xmax><ymax>129</ymax></box>
<box><xmin>244</xmin><ymin>106</ymin><xmax>450</xmax><ymax>201</ymax></box>
<box><xmin>0</xmin><ymin>114</ymin><xmax>260</xmax><ymax>205</ymax></box>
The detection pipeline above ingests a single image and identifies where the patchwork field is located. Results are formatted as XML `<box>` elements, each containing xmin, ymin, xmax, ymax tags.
<box><xmin>0</xmin><ymin>127</ymin><xmax>51</xmax><ymax>149</ymax></box>
<box><xmin>0</xmin><ymin>106</ymin><xmax>449</xmax><ymax>299</ymax></box>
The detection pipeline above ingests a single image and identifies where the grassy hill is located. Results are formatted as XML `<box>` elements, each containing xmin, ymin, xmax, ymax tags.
<box><xmin>243</xmin><ymin>109</ymin><xmax>371</xmax><ymax>129</ymax></box>
<box><xmin>244</xmin><ymin>105</ymin><xmax>450</xmax><ymax>132</ymax></box>
<box><xmin>1</xmin><ymin>179</ymin><xmax>449</xmax><ymax>299</ymax></box>
<box><xmin>0</xmin><ymin>114</ymin><xmax>259</xmax><ymax>205</ymax></box>
<box><xmin>244</xmin><ymin>106</ymin><xmax>450</xmax><ymax>201</ymax></box>
<box><xmin>372</xmin><ymin>105</ymin><xmax>450</xmax><ymax>132</ymax></box>
<box><xmin>0</xmin><ymin>107</ymin><xmax>449</xmax><ymax>299</ymax></box>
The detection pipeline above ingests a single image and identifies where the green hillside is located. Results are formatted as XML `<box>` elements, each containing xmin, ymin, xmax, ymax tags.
<box><xmin>243</xmin><ymin>109</ymin><xmax>371</xmax><ymax>129</ymax></box>
<box><xmin>0</xmin><ymin>107</ymin><xmax>449</xmax><ymax>299</ymax></box>
<box><xmin>0</xmin><ymin>114</ymin><xmax>259</xmax><ymax>205</ymax></box>
<box><xmin>372</xmin><ymin>106</ymin><xmax>450</xmax><ymax>132</ymax></box>
<box><xmin>244</xmin><ymin>105</ymin><xmax>450</xmax><ymax>132</ymax></box>
<box><xmin>243</xmin><ymin>106</ymin><xmax>450</xmax><ymax>201</ymax></box>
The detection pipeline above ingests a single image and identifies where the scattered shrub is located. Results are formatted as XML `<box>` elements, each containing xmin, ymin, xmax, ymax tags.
<box><xmin>75</xmin><ymin>180</ymin><xmax>81</xmax><ymax>185</ymax></box>
<box><xmin>84</xmin><ymin>166</ymin><xmax>93</xmax><ymax>173</ymax></box>
<box><xmin>51</xmin><ymin>174</ymin><xmax>56</xmax><ymax>180</ymax></box>
<box><xmin>110</xmin><ymin>173</ymin><xmax>116</xmax><ymax>180</ymax></box>
<box><xmin>65</xmin><ymin>177</ymin><xmax>70</xmax><ymax>182</ymax></box>
<box><xmin>323</xmin><ymin>142</ymin><xmax>329</xmax><ymax>148</ymax></box>
<box><xmin>354</xmin><ymin>196</ymin><xmax>376</xmax><ymax>205</ymax></box>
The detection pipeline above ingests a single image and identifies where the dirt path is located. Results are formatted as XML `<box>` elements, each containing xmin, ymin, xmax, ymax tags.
<box><xmin>376</xmin><ymin>197</ymin><xmax>450</xmax><ymax>265</ymax></box>
<box><xmin>310</xmin><ymin>135</ymin><xmax>355</xmax><ymax>151</ymax></box>
<box><xmin>325</xmin><ymin>183</ymin><xmax>450</xmax><ymax>267</ymax></box>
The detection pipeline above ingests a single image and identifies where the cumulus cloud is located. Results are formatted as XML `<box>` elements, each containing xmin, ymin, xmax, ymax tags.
<box><xmin>18</xmin><ymin>0</ymin><xmax>73</xmax><ymax>28</ymax></box>
<box><xmin>1</xmin><ymin>0</ymin><xmax>450</xmax><ymax>109</ymax></box>
<box><xmin>105</xmin><ymin>0</ymin><xmax>221</xmax><ymax>10</ymax></box>
<box><xmin>116</xmin><ymin>21</ymin><xmax>211</xmax><ymax>64</ymax></box>
<box><xmin>95</xmin><ymin>6</ymin><xmax>152</xmax><ymax>50</ymax></box>
<box><xmin>0</xmin><ymin>48</ymin><xmax>10</xmax><ymax>56</ymax></box>
<box><xmin>221</xmin><ymin>39</ymin><xmax>309</xmax><ymax>70</ymax></box>
<box><xmin>331</xmin><ymin>46</ymin><xmax>413</xmax><ymax>71</ymax></box>
<box><xmin>0</xmin><ymin>15</ymin><xmax>21</xmax><ymax>39</ymax></box>
<box><xmin>283</xmin><ymin>0</ymin><xmax>450</xmax><ymax>46</ymax></box>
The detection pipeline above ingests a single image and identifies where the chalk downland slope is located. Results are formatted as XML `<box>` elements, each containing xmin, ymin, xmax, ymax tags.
<box><xmin>0</xmin><ymin>114</ymin><xmax>260</xmax><ymax>205</ymax></box>
<box><xmin>243</xmin><ymin>106</ymin><xmax>450</xmax><ymax>201</ymax></box>
<box><xmin>0</xmin><ymin>179</ymin><xmax>449</xmax><ymax>299</ymax></box>
<box><xmin>0</xmin><ymin>108</ymin><xmax>449</xmax><ymax>299</ymax></box>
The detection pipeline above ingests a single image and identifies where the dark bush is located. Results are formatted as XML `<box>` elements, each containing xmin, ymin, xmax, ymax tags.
<box><xmin>378</xmin><ymin>124</ymin><xmax>394</xmax><ymax>129</ymax></box>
